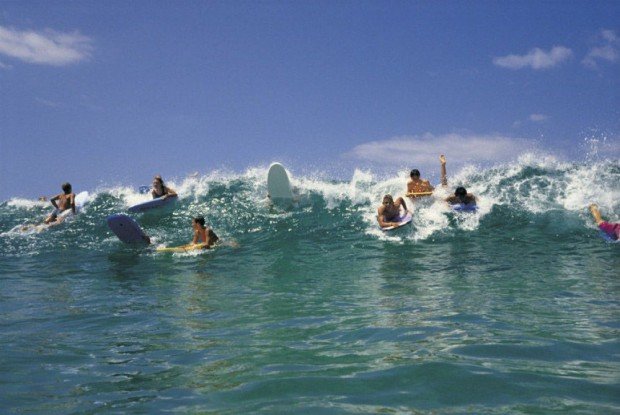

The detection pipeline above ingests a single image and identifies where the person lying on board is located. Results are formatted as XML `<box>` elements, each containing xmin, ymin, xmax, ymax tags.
<box><xmin>192</xmin><ymin>216</ymin><xmax>219</xmax><ymax>247</ymax></box>
<box><xmin>377</xmin><ymin>194</ymin><xmax>408</xmax><ymax>228</ymax></box>
<box><xmin>589</xmin><ymin>204</ymin><xmax>619</xmax><ymax>241</ymax></box>
<box><xmin>44</xmin><ymin>182</ymin><xmax>76</xmax><ymax>224</ymax></box>
<box><xmin>151</xmin><ymin>175</ymin><xmax>178</xmax><ymax>199</ymax></box>
<box><xmin>406</xmin><ymin>168</ymin><xmax>434</xmax><ymax>198</ymax></box>
<box><xmin>440</xmin><ymin>155</ymin><xmax>477</xmax><ymax>206</ymax></box>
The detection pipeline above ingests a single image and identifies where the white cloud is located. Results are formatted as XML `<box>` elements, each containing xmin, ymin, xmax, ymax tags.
<box><xmin>529</xmin><ymin>114</ymin><xmax>548</xmax><ymax>122</ymax></box>
<box><xmin>582</xmin><ymin>29</ymin><xmax>619</xmax><ymax>69</ymax></box>
<box><xmin>346</xmin><ymin>133</ymin><xmax>536</xmax><ymax>166</ymax></box>
<box><xmin>493</xmin><ymin>46</ymin><xmax>573</xmax><ymax>70</ymax></box>
<box><xmin>0</xmin><ymin>25</ymin><xmax>92</xmax><ymax>66</ymax></box>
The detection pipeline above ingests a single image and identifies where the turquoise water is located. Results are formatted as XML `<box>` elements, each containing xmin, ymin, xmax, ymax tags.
<box><xmin>1</xmin><ymin>157</ymin><xmax>619</xmax><ymax>414</ymax></box>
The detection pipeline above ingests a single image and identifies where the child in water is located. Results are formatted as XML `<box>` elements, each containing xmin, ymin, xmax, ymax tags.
<box><xmin>192</xmin><ymin>216</ymin><xmax>219</xmax><ymax>247</ymax></box>
<box><xmin>589</xmin><ymin>204</ymin><xmax>620</xmax><ymax>241</ymax></box>
<box><xmin>45</xmin><ymin>182</ymin><xmax>76</xmax><ymax>224</ymax></box>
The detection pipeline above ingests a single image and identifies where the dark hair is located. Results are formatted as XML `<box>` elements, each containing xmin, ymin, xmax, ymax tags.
<box><xmin>455</xmin><ymin>186</ymin><xmax>467</xmax><ymax>197</ymax></box>
<box><xmin>154</xmin><ymin>175</ymin><xmax>164</xmax><ymax>186</ymax></box>
<box><xmin>410</xmin><ymin>169</ymin><xmax>420</xmax><ymax>178</ymax></box>
<box><xmin>62</xmin><ymin>182</ymin><xmax>72</xmax><ymax>193</ymax></box>
<box><xmin>194</xmin><ymin>216</ymin><xmax>206</xmax><ymax>227</ymax></box>
<box><xmin>383</xmin><ymin>194</ymin><xmax>394</xmax><ymax>202</ymax></box>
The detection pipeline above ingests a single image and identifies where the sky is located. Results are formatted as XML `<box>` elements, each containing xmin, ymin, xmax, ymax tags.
<box><xmin>1</xmin><ymin>0</ymin><xmax>619</xmax><ymax>201</ymax></box>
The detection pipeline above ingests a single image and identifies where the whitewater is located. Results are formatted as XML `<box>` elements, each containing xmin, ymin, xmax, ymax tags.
<box><xmin>1</xmin><ymin>154</ymin><xmax>618</xmax><ymax>414</ymax></box>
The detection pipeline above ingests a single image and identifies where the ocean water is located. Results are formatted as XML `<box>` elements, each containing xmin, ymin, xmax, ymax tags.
<box><xmin>1</xmin><ymin>155</ymin><xmax>619</xmax><ymax>414</ymax></box>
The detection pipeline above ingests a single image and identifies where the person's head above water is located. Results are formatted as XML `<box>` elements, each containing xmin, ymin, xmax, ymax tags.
<box><xmin>410</xmin><ymin>169</ymin><xmax>421</xmax><ymax>179</ymax></box>
<box><xmin>455</xmin><ymin>186</ymin><xmax>467</xmax><ymax>199</ymax></box>
<box><xmin>61</xmin><ymin>182</ymin><xmax>72</xmax><ymax>194</ymax></box>
<box><xmin>153</xmin><ymin>175</ymin><xmax>164</xmax><ymax>187</ymax></box>
<box><xmin>382</xmin><ymin>194</ymin><xmax>394</xmax><ymax>205</ymax></box>
<box><xmin>193</xmin><ymin>216</ymin><xmax>206</xmax><ymax>227</ymax></box>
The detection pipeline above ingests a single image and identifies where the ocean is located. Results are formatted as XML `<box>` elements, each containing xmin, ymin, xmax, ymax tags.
<box><xmin>1</xmin><ymin>155</ymin><xmax>619</xmax><ymax>414</ymax></box>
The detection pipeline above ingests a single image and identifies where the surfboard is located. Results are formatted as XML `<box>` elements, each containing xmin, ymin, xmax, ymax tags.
<box><xmin>128</xmin><ymin>195</ymin><xmax>178</xmax><ymax>213</ymax></box>
<box><xmin>156</xmin><ymin>243</ymin><xmax>211</xmax><ymax>253</ymax></box>
<box><xmin>451</xmin><ymin>203</ymin><xmax>478</xmax><ymax>212</ymax></box>
<box><xmin>267</xmin><ymin>162</ymin><xmax>294</xmax><ymax>203</ymax></box>
<box><xmin>18</xmin><ymin>191</ymin><xmax>90</xmax><ymax>233</ymax></box>
<box><xmin>107</xmin><ymin>214</ymin><xmax>150</xmax><ymax>244</ymax></box>
<box><xmin>381</xmin><ymin>212</ymin><xmax>413</xmax><ymax>231</ymax></box>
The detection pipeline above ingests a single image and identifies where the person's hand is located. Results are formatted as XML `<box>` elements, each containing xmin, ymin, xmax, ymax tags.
<box><xmin>440</xmin><ymin>154</ymin><xmax>446</xmax><ymax>165</ymax></box>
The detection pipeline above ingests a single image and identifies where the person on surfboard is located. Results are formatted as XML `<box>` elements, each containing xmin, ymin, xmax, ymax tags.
<box><xmin>589</xmin><ymin>204</ymin><xmax>619</xmax><ymax>241</ymax></box>
<box><xmin>406</xmin><ymin>168</ymin><xmax>434</xmax><ymax>198</ymax></box>
<box><xmin>44</xmin><ymin>182</ymin><xmax>76</xmax><ymax>224</ymax></box>
<box><xmin>151</xmin><ymin>175</ymin><xmax>177</xmax><ymax>199</ymax></box>
<box><xmin>192</xmin><ymin>216</ymin><xmax>219</xmax><ymax>247</ymax></box>
<box><xmin>440</xmin><ymin>155</ymin><xmax>477</xmax><ymax>206</ymax></box>
<box><xmin>377</xmin><ymin>194</ymin><xmax>408</xmax><ymax>228</ymax></box>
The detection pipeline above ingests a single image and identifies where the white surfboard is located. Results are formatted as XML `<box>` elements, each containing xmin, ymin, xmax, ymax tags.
<box><xmin>267</xmin><ymin>163</ymin><xmax>294</xmax><ymax>203</ymax></box>
<box><xmin>18</xmin><ymin>191</ymin><xmax>90</xmax><ymax>233</ymax></box>
<box><xmin>107</xmin><ymin>214</ymin><xmax>150</xmax><ymax>244</ymax></box>
<box><xmin>381</xmin><ymin>212</ymin><xmax>413</xmax><ymax>231</ymax></box>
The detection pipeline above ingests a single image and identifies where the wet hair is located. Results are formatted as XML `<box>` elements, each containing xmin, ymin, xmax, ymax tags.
<box><xmin>62</xmin><ymin>182</ymin><xmax>72</xmax><ymax>193</ymax></box>
<box><xmin>193</xmin><ymin>216</ymin><xmax>206</xmax><ymax>227</ymax></box>
<box><xmin>410</xmin><ymin>169</ymin><xmax>420</xmax><ymax>178</ymax></box>
<box><xmin>455</xmin><ymin>186</ymin><xmax>467</xmax><ymax>197</ymax></box>
<box><xmin>153</xmin><ymin>175</ymin><xmax>164</xmax><ymax>186</ymax></box>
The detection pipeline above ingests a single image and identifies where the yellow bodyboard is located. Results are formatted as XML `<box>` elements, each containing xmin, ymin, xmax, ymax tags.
<box><xmin>406</xmin><ymin>191</ymin><xmax>433</xmax><ymax>198</ymax></box>
<box><xmin>156</xmin><ymin>243</ymin><xmax>210</xmax><ymax>253</ymax></box>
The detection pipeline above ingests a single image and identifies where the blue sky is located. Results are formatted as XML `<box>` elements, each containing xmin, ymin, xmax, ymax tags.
<box><xmin>1</xmin><ymin>1</ymin><xmax>618</xmax><ymax>201</ymax></box>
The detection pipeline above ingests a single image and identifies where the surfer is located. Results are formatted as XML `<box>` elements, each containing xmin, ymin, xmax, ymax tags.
<box><xmin>440</xmin><ymin>155</ymin><xmax>477</xmax><ymax>206</ymax></box>
<box><xmin>377</xmin><ymin>194</ymin><xmax>408</xmax><ymax>228</ymax></box>
<box><xmin>407</xmin><ymin>168</ymin><xmax>434</xmax><ymax>197</ymax></box>
<box><xmin>151</xmin><ymin>175</ymin><xmax>177</xmax><ymax>199</ymax></box>
<box><xmin>192</xmin><ymin>216</ymin><xmax>219</xmax><ymax>247</ymax></box>
<box><xmin>44</xmin><ymin>182</ymin><xmax>76</xmax><ymax>224</ymax></box>
<box><xmin>589</xmin><ymin>204</ymin><xmax>619</xmax><ymax>241</ymax></box>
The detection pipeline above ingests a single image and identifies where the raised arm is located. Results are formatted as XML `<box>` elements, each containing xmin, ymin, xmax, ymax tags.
<box><xmin>440</xmin><ymin>155</ymin><xmax>447</xmax><ymax>186</ymax></box>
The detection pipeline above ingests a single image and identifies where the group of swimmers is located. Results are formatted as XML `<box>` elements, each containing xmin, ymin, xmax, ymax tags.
<box><xmin>37</xmin><ymin>163</ymin><xmax>620</xmax><ymax>243</ymax></box>
<box><xmin>377</xmin><ymin>154</ymin><xmax>620</xmax><ymax>241</ymax></box>
<box><xmin>377</xmin><ymin>155</ymin><xmax>476</xmax><ymax>228</ymax></box>
<box><xmin>42</xmin><ymin>175</ymin><xmax>218</xmax><ymax>248</ymax></box>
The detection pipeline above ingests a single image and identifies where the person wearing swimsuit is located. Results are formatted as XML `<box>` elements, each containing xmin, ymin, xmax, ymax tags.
<box><xmin>440</xmin><ymin>155</ymin><xmax>477</xmax><ymax>206</ymax></box>
<box><xmin>45</xmin><ymin>182</ymin><xmax>76</xmax><ymax>224</ymax></box>
<box><xmin>151</xmin><ymin>175</ymin><xmax>178</xmax><ymax>200</ymax></box>
<box><xmin>377</xmin><ymin>194</ymin><xmax>408</xmax><ymax>229</ymax></box>
<box><xmin>191</xmin><ymin>216</ymin><xmax>219</xmax><ymax>248</ymax></box>
<box><xmin>589</xmin><ymin>204</ymin><xmax>620</xmax><ymax>241</ymax></box>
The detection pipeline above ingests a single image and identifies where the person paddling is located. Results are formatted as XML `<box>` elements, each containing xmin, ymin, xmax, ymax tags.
<box><xmin>44</xmin><ymin>182</ymin><xmax>76</xmax><ymax>224</ymax></box>
<box><xmin>377</xmin><ymin>194</ymin><xmax>408</xmax><ymax>229</ymax></box>
<box><xmin>440</xmin><ymin>155</ymin><xmax>477</xmax><ymax>206</ymax></box>
<box><xmin>589</xmin><ymin>204</ymin><xmax>620</xmax><ymax>241</ymax></box>
<box><xmin>151</xmin><ymin>175</ymin><xmax>177</xmax><ymax>199</ymax></box>
<box><xmin>191</xmin><ymin>216</ymin><xmax>219</xmax><ymax>247</ymax></box>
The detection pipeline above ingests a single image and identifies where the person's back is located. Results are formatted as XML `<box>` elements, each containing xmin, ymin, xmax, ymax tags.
<box><xmin>45</xmin><ymin>182</ymin><xmax>76</xmax><ymax>224</ymax></box>
<box><xmin>446</xmin><ymin>186</ymin><xmax>476</xmax><ymax>205</ymax></box>
<box><xmin>407</xmin><ymin>169</ymin><xmax>434</xmax><ymax>195</ymax></box>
